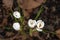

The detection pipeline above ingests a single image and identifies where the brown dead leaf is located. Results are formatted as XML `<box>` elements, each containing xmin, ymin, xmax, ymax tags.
<box><xmin>22</xmin><ymin>9</ymin><xmax>33</xmax><ymax>19</ymax></box>
<box><xmin>3</xmin><ymin>0</ymin><xmax>13</xmax><ymax>9</ymax></box>
<box><xmin>17</xmin><ymin>0</ymin><xmax>46</xmax><ymax>18</ymax></box>
<box><xmin>56</xmin><ymin>29</ymin><xmax>60</xmax><ymax>39</ymax></box>
<box><xmin>2</xmin><ymin>18</ymin><xmax>8</xmax><ymax>25</ymax></box>
<box><xmin>0</xmin><ymin>18</ymin><xmax>7</xmax><ymax>27</ymax></box>
<box><xmin>32</xmin><ymin>31</ymin><xmax>39</xmax><ymax>37</ymax></box>
<box><xmin>6</xmin><ymin>32</ymin><xmax>14</xmax><ymax>37</ymax></box>
<box><xmin>17</xmin><ymin>0</ymin><xmax>45</xmax><ymax>9</ymax></box>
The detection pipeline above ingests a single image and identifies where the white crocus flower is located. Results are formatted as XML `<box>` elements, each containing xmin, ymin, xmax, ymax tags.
<box><xmin>13</xmin><ymin>11</ymin><xmax>21</xmax><ymax>18</ymax></box>
<box><xmin>13</xmin><ymin>22</ymin><xmax>20</xmax><ymax>30</ymax></box>
<box><xmin>28</xmin><ymin>19</ymin><xmax>36</xmax><ymax>28</ymax></box>
<box><xmin>36</xmin><ymin>20</ymin><xmax>45</xmax><ymax>31</ymax></box>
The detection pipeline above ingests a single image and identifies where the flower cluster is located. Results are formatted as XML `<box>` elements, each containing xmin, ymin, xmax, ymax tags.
<box><xmin>13</xmin><ymin>11</ymin><xmax>21</xmax><ymax>30</ymax></box>
<box><xmin>28</xmin><ymin>19</ymin><xmax>45</xmax><ymax>31</ymax></box>
<box><xmin>12</xmin><ymin>11</ymin><xmax>45</xmax><ymax>32</ymax></box>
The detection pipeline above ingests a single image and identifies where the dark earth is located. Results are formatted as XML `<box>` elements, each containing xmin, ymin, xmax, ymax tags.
<box><xmin>0</xmin><ymin>0</ymin><xmax>60</xmax><ymax>40</ymax></box>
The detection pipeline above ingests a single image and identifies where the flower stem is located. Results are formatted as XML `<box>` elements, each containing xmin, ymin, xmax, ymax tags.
<box><xmin>29</xmin><ymin>28</ymin><xmax>33</xmax><ymax>36</ymax></box>
<box><xmin>17</xmin><ymin>2</ymin><xmax>25</xmax><ymax>35</ymax></box>
<box><xmin>43</xmin><ymin>30</ymin><xmax>56</xmax><ymax>35</ymax></box>
<box><xmin>35</xmin><ymin>6</ymin><xmax>44</xmax><ymax>20</ymax></box>
<box><xmin>17</xmin><ymin>1</ymin><xmax>20</xmax><ymax>12</ymax></box>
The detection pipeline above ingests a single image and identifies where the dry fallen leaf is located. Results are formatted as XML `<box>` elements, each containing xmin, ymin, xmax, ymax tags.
<box><xmin>6</xmin><ymin>32</ymin><xmax>14</xmax><ymax>37</ymax></box>
<box><xmin>3</xmin><ymin>0</ymin><xmax>13</xmax><ymax>9</ymax></box>
<box><xmin>0</xmin><ymin>18</ymin><xmax>8</xmax><ymax>27</ymax></box>
<box><xmin>32</xmin><ymin>31</ymin><xmax>39</xmax><ymax>37</ymax></box>
<box><xmin>22</xmin><ymin>9</ymin><xmax>33</xmax><ymax>18</ymax></box>
<box><xmin>17</xmin><ymin>0</ymin><xmax>45</xmax><ymax>9</ymax></box>
<box><xmin>17</xmin><ymin>0</ymin><xmax>46</xmax><ymax>18</ymax></box>
<box><xmin>56</xmin><ymin>29</ymin><xmax>60</xmax><ymax>39</ymax></box>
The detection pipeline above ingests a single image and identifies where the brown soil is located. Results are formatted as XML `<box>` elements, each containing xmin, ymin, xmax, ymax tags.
<box><xmin>0</xmin><ymin>0</ymin><xmax>60</xmax><ymax>40</ymax></box>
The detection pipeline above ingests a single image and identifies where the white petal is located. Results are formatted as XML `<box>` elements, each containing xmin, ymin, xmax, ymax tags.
<box><xmin>13</xmin><ymin>11</ymin><xmax>21</xmax><ymax>18</ymax></box>
<box><xmin>40</xmin><ymin>21</ymin><xmax>45</xmax><ymax>28</ymax></box>
<box><xmin>36</xmin><ymin>28</ymin><xmax>43</xmax><ymax>32</ymax></box>
<box><xmin>13</xmin><ymin>22</ymin><xmax>20</xmax><ymax>30</ymax></box>
<box><xmin>37</xmin><ymin>20</ymin><xmax>42</xmax><ymax>24</ymax></box>
<box><xmin>37</xmin><ymin>20</ymin><xmax>45</xmax><ymax>28</ymax></box>
<box><xmin>28</xmin><ymin>19</ymin><xmax>36</xmax><ymax>28</ymax></box>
